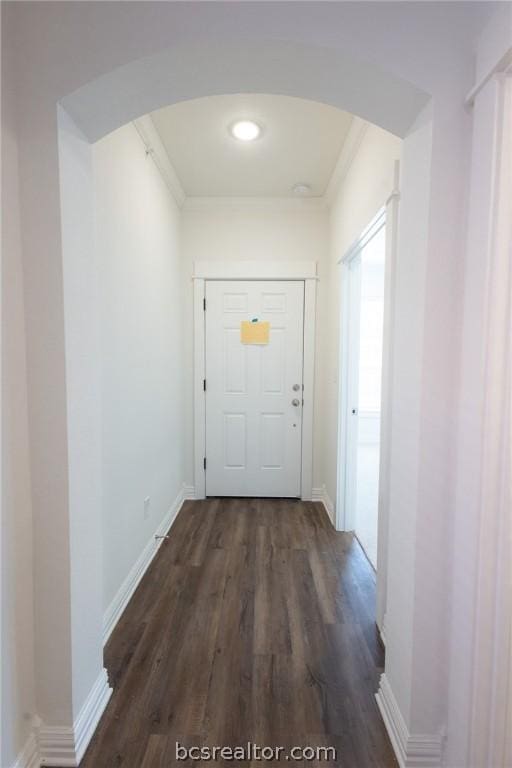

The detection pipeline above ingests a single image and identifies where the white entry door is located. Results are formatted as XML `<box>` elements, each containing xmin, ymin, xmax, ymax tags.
<box><xmin>205</xmin><ymin>280</ymin><xmax>304</xmax><ymax>497</ymax></box>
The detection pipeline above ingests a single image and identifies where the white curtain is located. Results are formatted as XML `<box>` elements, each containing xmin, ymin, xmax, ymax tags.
<box><xmin>499</xmin><ymin>74</ymin><xmax>512</xmax><ymax>768</ymax></box>
<box><xmin>470</xmin><ymin>72</ymin><xmax>512</xmax><ymax>768</ymax></box>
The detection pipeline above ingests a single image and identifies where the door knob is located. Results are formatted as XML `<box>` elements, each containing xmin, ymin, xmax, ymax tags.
<box><xmin>292</xmin><ymin>398</ymin><xmax>300</xmax><ymax>407</ymax></box>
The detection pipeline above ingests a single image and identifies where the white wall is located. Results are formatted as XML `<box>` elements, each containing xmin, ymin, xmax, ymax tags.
<box><xmin>93</xmin><ymin>123</ymin><xmax>185</xmax><ymax>615</ymax></box>
<box><xmin>59</xmin><ymin>104</ymin><xmax>103</xmax><ymax>723</ymax></box>
<box><xmin>322</xmin><ymin>123</ymin><xmax>401</xmax><ymax>509</ymax></box>
<box><xmin>181</xmin><ymin>200</ymin><xmax>329</xmax><ymax>493</ymax></box>
<box><xmin>1</xmin><ymin>22</ymin><xmax>37</xmax><ymax>766</ymax></box>
<box><xmin>384</xmin><ymin>104</ymin><xmax>433</xmax><ymax>727</ymax></box>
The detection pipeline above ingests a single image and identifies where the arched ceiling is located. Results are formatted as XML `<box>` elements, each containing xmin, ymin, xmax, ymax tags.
<box><xmin>61</xmin><ymin>38</ymin><xmax>429</xmax><ymax>142</ymax></box>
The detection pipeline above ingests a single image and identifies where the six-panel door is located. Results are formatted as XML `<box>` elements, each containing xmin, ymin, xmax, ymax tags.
<box><xmin>205</xmin><ymin>280</ymin><xmax>305</xmax><ymax>497</ymax></box>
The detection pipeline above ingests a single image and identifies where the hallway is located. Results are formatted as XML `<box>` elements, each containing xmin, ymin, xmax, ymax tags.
<box><xmin>81</xmin><ymin>500</ymin><xmax>397</xmax><ymax>767</ymax></box>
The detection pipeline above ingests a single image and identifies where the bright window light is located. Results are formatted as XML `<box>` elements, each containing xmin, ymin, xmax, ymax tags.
<box><xmin>230</xmin><ymin>120</ymin><xmax>262</xmax><ymax>142</ymax></box>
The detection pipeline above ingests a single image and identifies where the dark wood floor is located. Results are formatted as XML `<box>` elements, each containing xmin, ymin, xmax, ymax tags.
<box><xmin>81</xmin><ymin>499</ymin><xmax>397</xmax><ymax>767</ymax></box>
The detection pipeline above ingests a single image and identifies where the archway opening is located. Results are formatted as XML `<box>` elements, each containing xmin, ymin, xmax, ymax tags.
<box><xmin>55</xmin><ymin>36</ymin><xmax>433</xmax><ymax>767</ymax></box>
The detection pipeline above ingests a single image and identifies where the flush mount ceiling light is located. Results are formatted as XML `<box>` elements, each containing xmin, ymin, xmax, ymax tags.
<box><xmin>230</xmin><ymin>120</ymin><xmax>262</xmax><ymax>142</ymax></box>
<box><xmin>292</xmin><ymin>183</ymin><xmax>312</xmax><ymax>196</ymax></box>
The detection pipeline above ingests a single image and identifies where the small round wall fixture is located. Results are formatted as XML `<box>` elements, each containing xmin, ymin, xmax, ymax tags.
<box><xmin>230</xmin><ymin>120</ymin><xmax>262</xmax><ymax>142</ymax></box>
<box><xmin>292</xmin><ymin>183</ymin><xmax>312</xmax><ymax>196</ymax></box>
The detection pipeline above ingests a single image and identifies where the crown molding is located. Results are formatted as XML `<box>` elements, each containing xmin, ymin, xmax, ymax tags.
<box><xmin>324</xmin><ymin>116</ymin><xmax>369</xmax><ymax>206</ymax></box>
<box><xmin>134</xmin><ymin>114</ymin><xmax>369</xmax><ymax>212</ymax></box>
<box><xmin>182</xmin><ymin>195</ymin><xmax>328</xmax><ymax>213</ymax></box>
<box><xmin>133</xmin><ymin>115</ymin><xmax>186</xmax><ymax>208</ymax></box>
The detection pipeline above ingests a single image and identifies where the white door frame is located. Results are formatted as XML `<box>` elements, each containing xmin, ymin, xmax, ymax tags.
<box><xmin>336</xmin><ymin>170</ymin><xmax>400</xmax><ymax>636</ymax></box>
<box><xmin>336</xmin><ymin>206</ymin><xmax>387</xmax><ymax>532</ymax></box>
<box><xmin>339</xmin><ymin>253</ymin><xmax>362</xmax><ymax>533</ymax></box>
<box><xmin>193</xmin><ymin>260</ymin><xmax>317</xmax><ymax>500</ymax></box>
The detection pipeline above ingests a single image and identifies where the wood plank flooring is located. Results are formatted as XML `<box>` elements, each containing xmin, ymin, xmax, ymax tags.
<box><xmin>80</xmin><ymin>499</ymin><xmax>397</xmax><ymax>767</ymax></box>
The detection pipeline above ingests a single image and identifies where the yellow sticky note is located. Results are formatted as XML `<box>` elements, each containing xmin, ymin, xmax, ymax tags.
<box><xmin>240</xmin><ymin>320</ymin><xmax>270</xmax><ymax>345</ymax></box>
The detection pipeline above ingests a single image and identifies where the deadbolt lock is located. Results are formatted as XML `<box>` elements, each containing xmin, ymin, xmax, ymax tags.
<box><xmin>292</xmin><ymin>384</ymin><xmax>300</xmax><ymax>391</ymax></box>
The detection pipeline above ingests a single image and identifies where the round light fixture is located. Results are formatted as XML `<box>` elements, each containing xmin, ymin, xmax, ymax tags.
<box><xmin>230</xmin><ymin>120</ymin><xmax>262</xmax><ymax>142</ymax></box>
<box><xmin>292</xmin><ymin>183</ymin><xmax>312</xmax><ymax>196</ymax></box>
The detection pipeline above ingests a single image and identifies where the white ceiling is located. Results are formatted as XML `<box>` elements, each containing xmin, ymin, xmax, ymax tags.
<box><xmin>151</xmin><ymin>94</ymin><xmax>353</xmax><ymax>198</ymax></box>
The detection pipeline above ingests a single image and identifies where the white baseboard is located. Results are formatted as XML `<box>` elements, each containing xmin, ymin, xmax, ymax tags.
<box><xmin>378</xmin><ymin>611</ymin><xmax>388</xmax><ymax>647</ymax></box>
<box><xmin>38</xmin><ymin>725</ymin><xmax>75</xmax><ymax>767</ymax></box>
<box><xmin>19</xmin><ymin>669</ymin><xmax>111</xmax><ymax>768</ymax></box>
<box><xmin>10</xmin><ymin>732</ymin><xmax>39</xmax><ymax>768</ymax></box>
<box><xmin>73</xmin><ymin>668</ymin><xmax>112</xmax><ymax>764</ymax></box>
<box><xmin>182</xmin><ymin>484</ymin><xmax>196</xmax><ymax>500</ymax></box>
<box><xmin>376</xmin><ymin>674</ymin><xmax>443</xmax><ymax>767</ymax></box>
<box><xmin>38</xmin><ymin>668</ymin><xmax>112</xmax><ymax>767</ymax></box>
<box><xmin>102</xmin><ymin>483</ymin><xmax>188</xmax><ymax>645</ymax></box>
<box><xmin>311</xmin><ymin>485</ymin><xmax>335</xmax><ymax>524</ymax></box>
